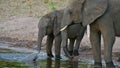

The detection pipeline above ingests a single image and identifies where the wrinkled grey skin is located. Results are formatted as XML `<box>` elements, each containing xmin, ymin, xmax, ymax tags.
<box><xmin>37</xmin><ymin>10</ymin><xmax>86</xmax><ymax>60</ymax></box>
<box><xmin>61</xmin><ymin>0</ymin><xmax>120</xmax><ymax>68</ymax></box>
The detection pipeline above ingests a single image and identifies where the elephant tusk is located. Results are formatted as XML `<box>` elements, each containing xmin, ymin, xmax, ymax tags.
<box><xmin>60</xmin><ymin>25</ymin><xmax>68</xmax><ymax>31</ymax></box>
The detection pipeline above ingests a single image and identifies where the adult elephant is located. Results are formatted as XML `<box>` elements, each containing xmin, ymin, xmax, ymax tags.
<box><xmin>61</xmin><ymin>0</ymin><xmax>120</xmax><ymax>68</ymax></box>
<box><xmin>37</xmin><ymin>10</ymin><xmax>86</xmax><ymax>60</ymax></box>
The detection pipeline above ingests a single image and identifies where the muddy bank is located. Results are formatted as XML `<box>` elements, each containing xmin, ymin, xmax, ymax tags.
<box><xmin>0</xmin><ymin>37</ymin><xmax>37</xmax><ymax>49</ymax></box>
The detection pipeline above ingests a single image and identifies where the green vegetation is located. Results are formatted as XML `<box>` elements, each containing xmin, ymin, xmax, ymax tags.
<box><xmin>0</xmin><ymin>48</ymin><xmax>30</xmax><ymax>68</ymax></box>
<box><xmin>0</xmin><ymin>59</ymin><xmax>28</xmax><ymax>68</ymax></box>
<box><xmin>45</xmin><ymin>1</ymin><xmax>57</xmax><ymax>10</ymax></box>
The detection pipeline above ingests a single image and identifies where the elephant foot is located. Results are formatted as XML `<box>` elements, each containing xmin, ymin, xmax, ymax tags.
<box><xmin>68</xmin><ymin>50</ymin><xmax>73</xmax><ymax>56</ymax></box>
<box><xmin>33</xmin><ymin>55</ymin><xmax>38</xmax><ymax>62</ymax></box>
<box><xmin>47</xmin><ymin>54</ymin><xmax>54</xmax><ymax>58</ymax></box>
<box><xmin>55</xmin><ymin>55</ymin><xmax>62</xmax><ymax>60</ymax></box>
<box><xmin>106</xmin><ymin>62</ymin><xmax>115</xmax><ymax>68</ymax></box>
<box><xmin>94</xmin><ymin>62</ymin><xmax>102</xmax><ymax>68</ymax></box>
<box><xmin>73</xmin><ymin>50</ymin><xmax>79</xmax><ymax>56</ymax></box>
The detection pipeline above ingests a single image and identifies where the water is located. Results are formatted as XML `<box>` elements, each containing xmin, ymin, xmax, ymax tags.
<box><xmin>0</xmin><ymin>47</ymin><xmax>94</xmax><ymax>68</ymax></box>
<box><xmin>1</xmin><ymin>52</ymin><xmax>120</xmax><ymax>68</ymax></box>
<box><xmin>32</xmin><ymin>58</ymin><xmax>95</xmax><ymax>68</ymax></box>
<box><xmin>0</xmin><ymin>52</ymin><xmax>94</xmax><ymax>68</ymax></box>
<box><xmin>0</xmin><ymin>44</ymin><xmax>120</xmax><ymax>68</ymax></box>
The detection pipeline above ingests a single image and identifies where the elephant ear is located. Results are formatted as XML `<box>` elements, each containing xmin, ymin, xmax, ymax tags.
<box><xmin>82</xmin><ymin>0</ymin><xmax>108</xmax><ymax>26</ymax></box>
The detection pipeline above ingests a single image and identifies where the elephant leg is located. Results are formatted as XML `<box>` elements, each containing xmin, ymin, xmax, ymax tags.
<box><xmin>90</xmin><ymin>25</ymin><xmax>102</xmax><ymax>68</ymax></box>
<box><xmin>61</xmin><ymin>30</ymin><xmax>67</xmax><ymax>48</ymax></box>
<box><xmin>46</xmin><ymin>34</ymin><xmax>54</xmax><ymax>58</ymax></box>
<box><xmin>100</xmin><ymin>26</ymin><xmax>115</xmax><ymax>68</ymax></box>
<box><xmin>68</xmin><ymin>38</ymin><xmax>75</xmax><ymax>56</ymax></box>
<box><xmin>73</xmin><ymin>38</ymin><xmax>81</xmax><ymax>56</ymax></box>
<box><xmin>102</xmin><ymin>32</ymin><xmax>115</xmax><ymax>68</ymax></box>
<box><xmin>73</xmin><ymin>27</ymin><xmax>86</xmax><ymax>56</ymax></box>
<box><xmin>61</xmin><ymin>30</ymin><xmax>70</xmax><ymax>57</ymax></box>
<box><xmin>98</xmin><ymin>14</ymin><xmax>116</xmax><ymax>68</ymax></box>
<box><xmin>54</xmin><ymin>34</ymin><xmax>61</xmax><ymax>60</ymax></box>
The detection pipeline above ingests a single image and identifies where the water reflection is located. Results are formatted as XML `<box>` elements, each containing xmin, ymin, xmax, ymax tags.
<box><xmin>68</xmin><ymin>60</ymin><xmax>78</xmax><ymax>68</ymax></box>
<box><xmin>45</xmin><ymin>58</ymin><xmax>79</xmax><ymax>68</ymax></box>
<box><xmin>46</xmin><ymin>58</ymin><xmax>61</xmax><ymax>68</ymax></box>
<box><xmin>54</xmin><ymin>59</ymin><xmax>60</xmax><ymax>68</ymax></box>
<box><xmin>46</xmin><ymin>58</ymin><xmax>52</xmax><ymax>68</ymax></box>
<box><xmin>33</xmin><ymin>60</ymin><xmax>41</xmax><ymax>68</ymax></box>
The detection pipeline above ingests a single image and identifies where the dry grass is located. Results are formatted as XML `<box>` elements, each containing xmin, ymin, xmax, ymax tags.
<box><xmin>0</xmin><ymin>0</ymin><xmax>66</xmax><ymax>21</ymax></box>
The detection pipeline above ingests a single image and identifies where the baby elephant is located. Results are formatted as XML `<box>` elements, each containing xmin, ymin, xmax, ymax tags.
<box><xmin>37</xmin><ymin>10</ymin><xmax>86</xmax><ymax>59</ymax></box>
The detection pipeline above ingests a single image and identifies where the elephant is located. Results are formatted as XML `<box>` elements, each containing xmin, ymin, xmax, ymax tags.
<box><xmin>37</xmin><ymin>9</ymin><xmax>86</xmax><ymax>59</ymax></box>
<box><xmin>63</xmin><ymin>23</ymin><xmax>86</xmax><ymax>58</ymax></box>
<box><xmin>61</xmin><ymin>0</ymin><xmax>120</xmax><ymax>68</ymax></box>
<box><xmin>37</xmin><ymin>10</ymin><xmax>63</xmax><ymax>59</ymax></box>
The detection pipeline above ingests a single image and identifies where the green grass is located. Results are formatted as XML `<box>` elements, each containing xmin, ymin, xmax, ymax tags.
<box><xmin>0</xmin><ymin>59</ymin><xmax>28</xmax><ymax>68</ymax></box>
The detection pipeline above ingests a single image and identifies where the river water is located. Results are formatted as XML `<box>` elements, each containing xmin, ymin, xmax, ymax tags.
<box><xmin>0</xmin><ymin>52</ymin><xmax>95</xmax><ymax>68</ymax></box>
<box><xmin>0</xmin><ymin>43</ymin><xmax>120</xmax><ymax>68</ymax></box>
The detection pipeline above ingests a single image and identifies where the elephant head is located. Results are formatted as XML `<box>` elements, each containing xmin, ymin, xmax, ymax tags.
<box><xmin>61</xmin><ymin>0</ymin><xmax>108</xmax><ymax>30</ymax></box>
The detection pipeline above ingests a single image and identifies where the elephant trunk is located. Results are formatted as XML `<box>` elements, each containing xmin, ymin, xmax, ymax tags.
<box><xmin>33</xmin><ymin>27</ymin><xmax>45</xmax><ymax>61</ymax></box>
<box><xmin>37</xmin><ymin>28</ymin><xmax>46</xmax><ymax>53</ymax></box>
